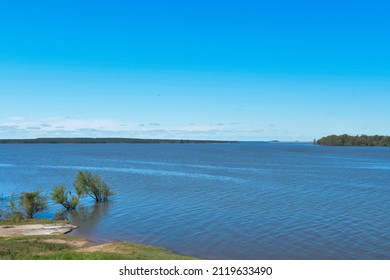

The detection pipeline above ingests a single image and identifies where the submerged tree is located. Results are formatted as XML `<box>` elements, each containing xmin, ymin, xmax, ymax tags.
<box><xmin>74</xmin><ymin>171</ymin><xmax>115</xmax><ymax>202</ymax></box>
<box><xmin>19</xmin><ymin>190</ymin><xmax>48</xmax><ymax>219</ymax></box>
<box><xmin>5</xmin><ymin>194</ymin><xmax>23</xmax><ymax>221</ymax></box>
<box><xmin>51</xmin><ymin>185</ymin><xmax>79</xmax><ymax>211</ymax></box>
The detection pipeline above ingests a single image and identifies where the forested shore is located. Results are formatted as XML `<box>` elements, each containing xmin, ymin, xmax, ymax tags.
<box><xmin>316</xmin><ymin>134</ymin><xmax>390</xmax><ymax>146</ymax></box>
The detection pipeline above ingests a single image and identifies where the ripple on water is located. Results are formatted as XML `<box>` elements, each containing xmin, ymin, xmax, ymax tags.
<box><xmin>0</xmin><ymin>143</ymin><xmax>389</xmax><ymax>259</ymax></box>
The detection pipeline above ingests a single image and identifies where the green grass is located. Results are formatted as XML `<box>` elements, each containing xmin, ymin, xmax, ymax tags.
<box><xmin>0</xmin><ymin>235</ymin><xmax>196</xmax><ymax>260</ymax></box>
<box><xmin>0</xmin><ymin>219</ymin><xmax>196</xmax><ymax>259</ymax></box>
<box><xmin>0</xmin><ymin>235</ymin><xmax>72</xmax><ymax>260</ymax></box>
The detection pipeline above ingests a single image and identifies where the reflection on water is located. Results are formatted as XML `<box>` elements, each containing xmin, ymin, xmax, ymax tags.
<box><xmin>67</xmin><ymin>202</ymin><xmax>111</xmax><ymax>243</ymax></box>
<box><xmin>54</xmin><ymin>202</ymin><xmax>109</xmax><ymax>222</ymax></box>
<box><xmin>53</xmin><ymin>210</ymin><xmax>69</xmax><ymax>221</ymax></box>
<box><xmin>70</xmin><ymin>202</ymin><xmax>110</xmax><ymax>223</ymax></box>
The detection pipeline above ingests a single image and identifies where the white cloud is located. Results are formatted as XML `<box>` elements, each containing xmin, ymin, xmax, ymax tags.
<box><xmin>0</xmin><ymin>116</ymin><xmax>308</xmax><ymax>141</ymax></box>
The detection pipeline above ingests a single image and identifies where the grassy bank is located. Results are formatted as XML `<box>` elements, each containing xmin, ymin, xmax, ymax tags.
<box><xmin>0</xmin><ymin>235</ymin><xmax>195</xmax><ymax>260</ymax></box>
<box><xmin>0</xmin><ymin>220</ymin><xmax>195</xmax><ymax>260</ymax></box>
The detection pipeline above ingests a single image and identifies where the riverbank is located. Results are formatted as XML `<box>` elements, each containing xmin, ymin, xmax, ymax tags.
<box><xmin>0</xmin><ymin>220</ymin><xmax>195</xmax><ymax>260</ymax></box>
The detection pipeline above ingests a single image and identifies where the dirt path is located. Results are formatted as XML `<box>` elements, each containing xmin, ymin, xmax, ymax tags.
<box><xmin>0</xmin><ymin>223</ymin><xmax>77</xmax><ymax>237</ymax></box>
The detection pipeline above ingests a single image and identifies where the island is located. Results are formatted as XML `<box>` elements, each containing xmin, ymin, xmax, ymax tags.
<box><xmin>315</xmin><ymin>134</ymin><xmax>390</xmax><ymax>146</ymax></box>
<box><xmin>0</xmin><ymin>137</ymin><xmax>236</xmax><ymax>144</ymax></box>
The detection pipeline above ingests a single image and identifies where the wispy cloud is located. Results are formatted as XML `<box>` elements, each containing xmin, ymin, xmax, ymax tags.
<box><xmin>26</xmin><ymin>126</ymin><xmax>41</xmax><ymax>130</ymax></box>
<box><xmin>0</xmin><ymin>116</ymin><xmax>125</xmax><ymax>138</ymax></box>
<box><xmin>0</xmin><ymin>116</ymin><xmax>305</xmax><ymax>141</ymax></box>
<box><xmin>0</xmin><ymin>125</ymin><xmax>20</xmax><ymax>130</ymax></box>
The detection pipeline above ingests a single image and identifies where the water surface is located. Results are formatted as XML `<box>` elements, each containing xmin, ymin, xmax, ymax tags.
<box><xmin>0</xmin><ymin>143</ymin><xmax>389</xmax><ymax>259</ymax></box>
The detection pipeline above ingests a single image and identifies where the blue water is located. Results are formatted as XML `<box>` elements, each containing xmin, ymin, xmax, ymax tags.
<box><xmin>0</xmin><ymin>143</ymin><xmax>389</xmax><ymax>259</ymax></box>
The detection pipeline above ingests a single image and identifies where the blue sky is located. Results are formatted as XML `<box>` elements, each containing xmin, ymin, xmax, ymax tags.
<box><xmin>0</xmin><ymin>0</ymin><xmax>389</xmax><ymax>141</ymax></box>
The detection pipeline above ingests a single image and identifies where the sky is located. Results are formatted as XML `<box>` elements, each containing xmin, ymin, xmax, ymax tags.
<box><xmin>0</xmin><ymin>0</ymin><xmax>389</xmax><ymax>141</ymax></box>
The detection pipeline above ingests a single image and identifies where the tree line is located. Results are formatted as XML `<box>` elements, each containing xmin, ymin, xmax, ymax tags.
<box><xmin>315</xmin><ymin>134</ymin><xmax>390</xmax><ymax>146</ymax></box>
<box><xmin>0</xmin><ymin>171</ymin><xmax>114</xmax><ymax>221</ymax></box>
<box><xmin>0</xmin><ymin>138</ymin><xmax>236</xmax><ymax>144</ymax></box>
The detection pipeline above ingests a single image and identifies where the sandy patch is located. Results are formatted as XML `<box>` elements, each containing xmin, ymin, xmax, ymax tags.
<box><xmin>44</xmin><ymin>238</ymin><xmax>89</xmax><ymax>248</ymax></box>
<box><xmin>0</xmin><ymin>223</ymin><xmax>77</xmax><ymax>237</ymax></box>
<box><xmin>77</xmin><ymin>242</ymin><xmax>121</xmax><ymax>253</ymax></box>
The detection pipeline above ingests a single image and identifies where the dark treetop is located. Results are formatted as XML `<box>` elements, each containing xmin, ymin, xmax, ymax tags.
<box><xmin>316</xmin><ymin>134</ymin><xmax>390</xmax><ymax>146</ymax></box>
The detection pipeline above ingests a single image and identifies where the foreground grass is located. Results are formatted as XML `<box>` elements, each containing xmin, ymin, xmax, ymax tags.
<box><xmin>0</xmin><ymin>235</ymin><xmax>195</xmax><ymax>260</ymax></box>
<box><xmin>0</xmin><ymin>219</ymin><xmax>195</xmax><ymax>260</ymax></box>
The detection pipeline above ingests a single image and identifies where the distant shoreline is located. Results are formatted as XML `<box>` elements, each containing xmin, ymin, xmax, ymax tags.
<box><xmin>0</xmin><ymin>138</ymin><xmax>319</xmax><ymax>145</ymax></box>
<box><xmin>0</xmin><ymin>137</ymin><xmax>237</xmax><ymax>144</ymax></box>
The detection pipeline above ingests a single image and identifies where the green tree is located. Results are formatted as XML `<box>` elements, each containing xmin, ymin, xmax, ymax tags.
<box><xmin>51</xmin><ymin>185</ymin><xmax>79</xmax><ymax>211</ymax></box>
<box><xmin>5</xmin><ymin>195</ymin><xmax>23</xmax><ymax>221</ymax></box>
<box><xmin>74</xmin><ymin>171</ymin><xmax>115</xmax><ymax>202</ymax></box>
<box><xmin>316</xmin><ymin>134</ymin><xmax>390</xmax><ymax>146</ymax></box>
<box><xmin>19</xmin><ymin>190</ymin><xmax>48</xmax><ymax>219</ymax></box>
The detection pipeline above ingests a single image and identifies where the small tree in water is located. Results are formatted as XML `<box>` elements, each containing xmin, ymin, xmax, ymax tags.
<box><xmin>51</xmin><ymin>185</ymin><xmax>79</xmax><ymax>211</ymax></box>
<box><xmin>5</xmin><ymin>194</ymin><xmax>23</xmax><ymax>221</ymax></box>
<box><xmin>74</xmin><ymin>171</ymin><xmax>115</xmax><ymax>202</ymax></box>
<box><xmin>19</xmin><ymin>190</ymin><xmax>48</xmax><ymax>219</ymax></box>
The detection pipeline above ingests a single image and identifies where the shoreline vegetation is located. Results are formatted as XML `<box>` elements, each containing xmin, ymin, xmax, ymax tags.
<box><xmin>316</xmin><ymin>134</ymin><xmax>390</xmax><ymax>146</ymax></box>
<box><xmin>0</xmin><ymin>220</ymin><xmax>195</xmax><ymax>260</ymax></box>
<box><xmin>0</xmin><ymin>171</ymin><xmax>194</xmax><ymax>259</ymax></box>
<box><xmin>0</xmin><ymin>137</ymin><xmax>236</xmax><ymax>144</ymax></box>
